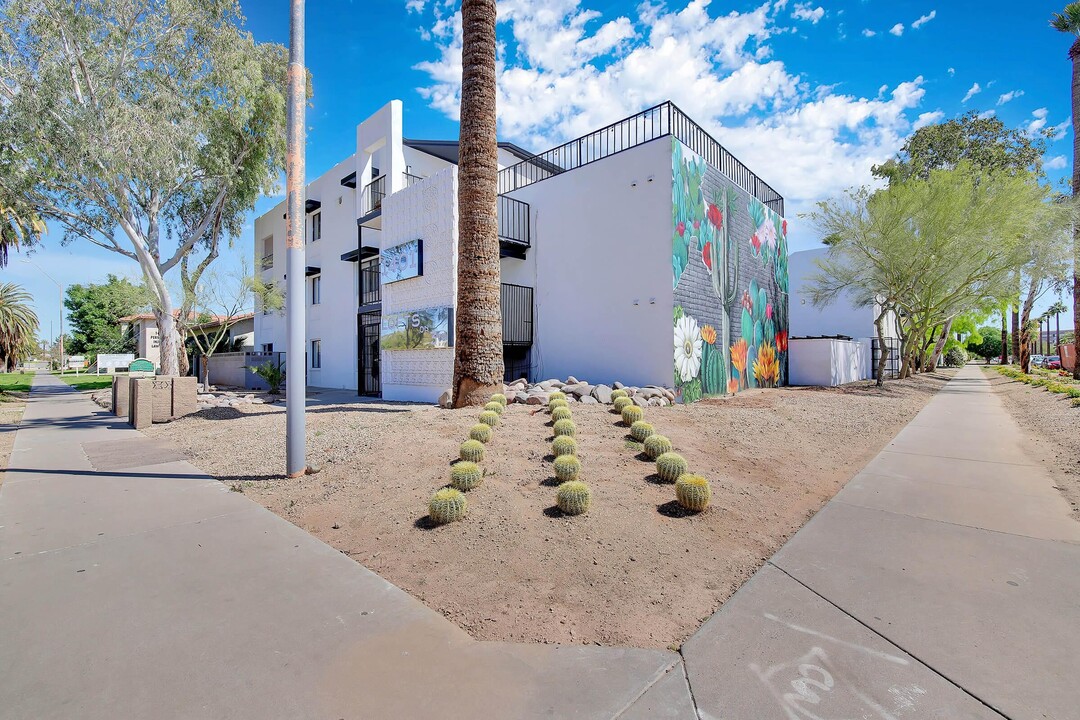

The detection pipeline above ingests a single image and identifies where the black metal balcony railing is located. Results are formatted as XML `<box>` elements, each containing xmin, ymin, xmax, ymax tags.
<box><xmin>361</xmin><ymin>174</ymin><xmax>386</xmax><ymax>215</ymax></box>
<box><xmin>403</xmin><ymin>172</ymin><xmax>424</xmax><ymax>188</ymax></box>
<box><xmin>501</xmin><ymin>282</ymin><xmax>533</xmax><ymax>346</ymax></box>
<box><xmin>498</xmin><ymin>195</ymin><xmax>530</xmax><ymax>257</ymax></box>
<box><xmin>497</xmin><ymin>101</ymin><xmax>784</xmax><ymax>216</ymax></box>
<box><xmin>260</xmin><ymin>253</ymin><xmax>273</xmax><ymax>270</ymax></box>
<box><xmin>360</xmin><ymin>258</ymin><xmax>381</xmax><ymax>307</ymax></box>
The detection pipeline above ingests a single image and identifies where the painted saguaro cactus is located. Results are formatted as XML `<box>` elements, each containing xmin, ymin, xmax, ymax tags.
<box><xmin>702</xmin><ymin>184</ymin><xmax>739</xmax><ymax>393</ymax></box>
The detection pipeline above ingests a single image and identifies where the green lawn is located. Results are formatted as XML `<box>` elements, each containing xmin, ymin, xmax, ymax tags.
<box><xmin>56</xmin><ymin>373</ymin><xmax>115</xmax><ymax>391</ymax></box>
<box><xmin>0</xmin><ymin>373</ymin><xmax>34</xmax><ymax>393</ymax></box>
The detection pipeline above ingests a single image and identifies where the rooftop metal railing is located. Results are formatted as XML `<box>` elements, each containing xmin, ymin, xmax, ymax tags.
<box><xmin>361</xmin><ymin>174</ymin><xmax>386</xmax><ymax>216</ymax></box>
<box><xmin>496</xmin><ymin>101</ymin><xmax>784</xmax><ymax>216</ymax></box>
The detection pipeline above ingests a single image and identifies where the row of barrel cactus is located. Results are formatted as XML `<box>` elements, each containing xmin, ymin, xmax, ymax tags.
<box><xmin>612</xmin><ymin>392</ymin><xmax>711</xmax><ymax>513</ymax></box>
<box><xmin>548</xmin><ymin>392</ymin><xmax>591</xmax><ymax>516</ymax></box>
<box><xmin>429</xmin><ymin>392</ymin><xmax>508</xmax><ymax>525</ymax></box>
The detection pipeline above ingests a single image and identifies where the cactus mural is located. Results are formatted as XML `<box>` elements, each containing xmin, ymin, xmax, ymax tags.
<box><xmin>672</xmin><ymin>138</ymin><xmax>788</xmax><ymax>401</ymax></box>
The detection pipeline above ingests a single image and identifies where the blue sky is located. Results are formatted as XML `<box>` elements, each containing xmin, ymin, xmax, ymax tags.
<box><xmin>11</xmin><ymin>0</ymin><xmax>1077</xmax><ymax>343</ymax></box>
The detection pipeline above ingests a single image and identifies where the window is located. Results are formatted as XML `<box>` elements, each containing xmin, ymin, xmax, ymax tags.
<box><xmin>262</xmin><ymin>343</ymin><xmax>273</xmax><ymax>353</ymax></box>
<box><xmin>260</xmin><ymin>236</ymin><xmax>274</xmax><ymax>269</ymax></box>
<box><xmin>311</xmin><ymin>275</ymin><xmax>321</xmax><ymax>305</ymax></box>
<box><xmin>310</xmin><ymin>212</ymin><xmax>321</xmax><ymax>242</ymax></box>
<box><xmin>310</xmin><ymin>339</ymin><xmax>321</xmax><ymax>369</ymax></box>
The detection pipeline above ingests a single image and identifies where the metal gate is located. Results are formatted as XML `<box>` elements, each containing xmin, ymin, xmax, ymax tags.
<box><xmin>872</xmin><ymin>337</ymin><xmax>901</xmax><ymax>380</ymax></box>
<box><xmin>358</xmin><ymin>312</ymin><xmax>381</xmax><ymax>397</ymax></box>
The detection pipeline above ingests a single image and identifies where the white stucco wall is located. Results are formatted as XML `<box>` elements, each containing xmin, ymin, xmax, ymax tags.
<box><xmin>379</xmin><ymin>167</ymin><xmax>458</xmax><ymax>402</ymax></box>
<box><xmin>788</xmin><ymin>337</ymin><xmax>871</xmax><ymax>386</ymax></box>
<box><xmin>789</xmin><ymin>248</ymin><xmax>898</xmax><ymax>342</ymax></box>
<box><xmin>504</xmin><ymin>139</ymin><xmax>673</xmax><ymax>387</ymax></box>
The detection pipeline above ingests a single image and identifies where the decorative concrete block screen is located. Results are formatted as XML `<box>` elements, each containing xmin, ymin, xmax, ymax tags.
<box><xmin>671</xmin><ymin>138</ymin><xmax>789</xmax><ymax>402</ymax></box>
<box><xmin>128</xmin><ymin>376</ymin><xmax>197</xmax><ymax>429</ymax></box>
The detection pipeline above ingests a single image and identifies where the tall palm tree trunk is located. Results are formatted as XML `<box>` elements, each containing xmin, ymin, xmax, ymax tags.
<box><xmin>1011</xmin><ymin>307</ymin><xmax>1020</xmax><ymax>364</ymax></box>
<box><xmin>452</xmin><ymin>0</ymin><xmax>503</xmax><ymax>407</ymax></box>
<box><xmin>1000</xmin><ymin>311</ymin><xmax>1008</xmax><ymax>365</ymax></box>
<box><xmin>1071</xmin><ymin>39</ymin><xmax>1080</xmax><ymax>378</ymax></box>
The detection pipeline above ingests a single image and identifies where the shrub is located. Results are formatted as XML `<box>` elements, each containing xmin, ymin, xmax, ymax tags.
<box><xmin>460</xmin><ymin>439</ymin><xmax>485</xmax><ymax>463</ymax></box>
<box><xmin>429</xmin><ymin>488</ymin><xmax>468</xmax><ymax>524</ymax></box>
<box><xmin>610</xmin><ymin>388</ymin><xmax>628</xmax><ymax>401</ymax></box>
<box><xmin>549</xmin><ymin>391</ymin><xmax>566</xmax><ymax>401</ymax></box>
<box><xmin>548</xmin><ymin>397</ymin><xmax>569</xmax><ymax>411</ymax></box>
<box><xmin>675</xmin><ymin>474</ymin><xmax>711</xmax><ymax>512</ymax></box>
<box><xmin>553</xmin><ymin>455</ymin><xmax>581</xmax><ymax>482</ymax></box>
<box><xmin>1072</xmin><ymin>397</ymin><xmax>1080</xmax><ymax>407</ymax></box>
<box><xmin>551</xmin><ymin>406</ymin><xmax>573</xmax><ymax>422</ymax></box>
<box><xmin>643</xmin><ymin>434</ymin><xmax>673</xmax><ymax>460</ymax></box>
<box><xmin>484</xmin><ymin>401</ymin><xmax>505</xmax><ymax>415</ymax></box>
<box><xmin>469</xmin><ymin>423</ymin><xmax>493</xmax><ymax>443</ymax></box>
<box><xmin>479</xmin><ymin>410</ymin><xmax>500</xmax><ymax>427</ymax></box>
<box><xmin>450</xmin><ymin>462</ymin><xmax>483</xmax><ymax>491</ymax></box>
<box><xmin>630</xmin><ymin>420</ymin><xmax>655</xmax><ymax>442</ymax></box>
<box><xmin>1067</xmin><ymin>387</ymin><xmax>1080</xmax><ymax>399</ymax></box>
<box><xmin>612</xmin><ymin>396</ymin><xmax>633</xmax><ymax>413</ymax></box>
<box><xmin>621</xmin><ymin>404</ymin><xmax>644</xmax><ymax>426</ymax></box>
<box><xmin>1047</xmin><ymin>383</ymin><xmax>1069</xmax><ymax>394</ymax></box>
<box><xmin>553</xmin><ymin>418</ymin><xmax>576</xmax><ymax>437</ymax></box>
<box><xmin>556</xmin><ymin>480</ymin><xmax>591</xmax><ymax>515</ymax></box>
<box><xmin>656</xmin><ymin>452</ymin><xmax>688</xmax><ymax>483</ymax></box>
<box><xmin>249</xmin><ymin>359</ymin><xmax>285</xmax><ymax>394</ymax></box>
<box><xmin>490</xmin><ymin>392</ymin><xmax>507</xmax><ymax>407</ymax></box>
<box><xmin>942</xmin><ymin>348</ymin><xmax>968</xmax><ymax>368</ymax></box>
<box><xmin>552</xmin><ymin>435</ymin><xmax>578</xmax><ymax>457</ymax></box>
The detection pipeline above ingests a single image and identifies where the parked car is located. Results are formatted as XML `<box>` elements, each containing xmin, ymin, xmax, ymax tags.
<box><xmin>1047</xmin><ymin>356</ymin><xmax>1062</xmax><ymax>370</ymax></box>
<box><xmin>1031</xmin><ymin>355</ymin><xmax>1046</xmax><ymax>368</ymax></box>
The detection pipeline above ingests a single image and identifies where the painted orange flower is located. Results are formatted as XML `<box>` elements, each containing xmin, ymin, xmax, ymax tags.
<box><xmin>753</xmin><ymin>341</ymin><xmax>780</xmax><ymax>388</ymax></box>
<box><xmin>701</xmin><ymin>325</ymin><xmax>717</xmax><ymax>345</ymax></box>
<box><xmin>727</xmin><ymin>379</ymin><xmax>739</xmax><ymax>394</ymax></box>
<box><xmin>730</xmin><ymin>338</ymin><xmax>749</xmax><ymax>375</ymax></box>
<box><xmin>775</xmin><ymin>329</ymin><xmax>788</xmax><ymax>353</ymax></box>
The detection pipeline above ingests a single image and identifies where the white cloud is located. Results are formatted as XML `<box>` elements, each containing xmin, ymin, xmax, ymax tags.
<box><xmin>977</xmin><ymin>109</ymin><xmax>996</xmax><ymax>119</ymax></box>
<box><xmin>1045</xmin><ymin>155</ymin><xmax>1068</xmax><ymax>170</ymax></box>
<box><xmin>889</xmin><ymin>23</ymin><xmax>904</xmax><ymax>36</ymax></box>
<box><xmin>961</xmin><ymin>82</ymin><xmax>981</xmax><ymax>103</ymax></box>
<box><xmin>405</xmin><ymin>0</ymin><xmax>425</xmax><ymax>12</ymax></box>
<box><xmin>792</xmin><ymin>3</ymin><xmax>825</xmax><ymax>24</ymax></box>
<box><xmin>913</xmin><ymin>110</ymin><xmax>944</xmax><ymax>130</ymax></box>
<box><xmin>414</xmin><ymin>1</ymin><xmax>931</xmax><ymax>225</ymax></box>
<box><xmin>947</xmin><ymin>67</ymin><xmax>955</xmax><ymax>76</ymax></box>
<box><xmin>996</xmin><ymin>90</ymin><xmax>1024</xmax><ymax>105</ymax></box>
<box><xmin>862</xmin><ymin>28</ymin><xmax>876</xmax><ymax>37</ymax></box>
<box><xmin>911</xmin><ymin>11</ymin><xmax>936</xmax><ymax>29</ymax></box>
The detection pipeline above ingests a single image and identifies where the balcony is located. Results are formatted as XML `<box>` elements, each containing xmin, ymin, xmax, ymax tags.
<box><xmin>260</xmin><ymin>253</ymin><xmax>273</xmax><ymax>271</ymax></box>
<box><xmin>403</xmin><ymin>172</ymin><xmax>424</xmax><ymax>188</ymax></box>
<box><xmin>498</xmin><ymin>195</ymin><xmax>531</xmax><ymax>259</ymax></box>
<box><xmin>361</xmin><ymin>174</ymin><xmax>386</xmax><ymax>217</ymax></box>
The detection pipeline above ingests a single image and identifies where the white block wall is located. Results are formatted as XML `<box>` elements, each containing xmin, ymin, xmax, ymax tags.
<box><xmin>789</xmin><ymin>337</ymin><xmax>871</xmax><ymax>386</ymax></box>
<box><xmin>379</xmin><ymin>167</ymin><xmax>459</xmax><ymax>402</ymax></box>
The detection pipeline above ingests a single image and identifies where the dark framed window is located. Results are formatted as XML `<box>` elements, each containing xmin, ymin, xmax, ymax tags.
<box><xmin>310</xmin><ymin>339</ymin><xmax>321</xmax><ymax>369</ymax></box>
<box><xmin>311</xmin><ymin>275</ymin><xmax>321</xmax><ymax>305</ymax></box>
<box><xmin>310</xmin><ymin>212</ymin><xmax>321</xmax><ymax>242</ymax></box>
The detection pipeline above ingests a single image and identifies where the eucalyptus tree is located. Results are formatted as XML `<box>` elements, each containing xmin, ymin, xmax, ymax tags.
<box><xmin>1052</xmin><ymin>3</ymin><xmax>1080</xmax><ymax>379</ymax></box>
<box><xmin>452</xmin><ymin>0</ymin><xmax>503</xmax><ymax>407</ymax></box>
<box><xmin>0</xmin><ymin>0</ymin><xmax>289</xmax><ymax>376</ymax></box>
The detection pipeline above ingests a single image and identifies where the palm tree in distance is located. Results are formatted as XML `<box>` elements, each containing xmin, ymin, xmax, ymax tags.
<box><xmin>1051</xmin><ymin>4</ymin><xmax>1080</xmax><ymax>378</ymax></box>
<box><xmin>451</xmin><ymin>0</ymin><xmax>503</xmax><ymax>407</ymax></box>
<box><xmin>0</xmin><ymin>282</ymin><xmax>39</xmax><ymax>372</ymax></box>
<box><xmin>1048</xmin><ymin>300</ymin><xmax>1069</xmax><ymax>351</ymax></box>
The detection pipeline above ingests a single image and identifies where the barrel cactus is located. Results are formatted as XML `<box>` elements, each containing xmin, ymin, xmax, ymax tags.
<box><xmin>556</xmin><ymin>480</ymin><xmax>591</xmax><ymax>515</ymax></box>
<box><xmin>551</xmin><ymin>406</ymin><xmax>573</xmax><ymax>422</ymax></box>
<box><xmin>675</xmin><ymin>474</ymin><xmax>711</xmax><ymax>512</ymax></box>
<box><xmin>553</xmin><ymin>455</ymin><xmax>581</xmax><ymax>482</ymax></box>
<box><xmin>469</xmin><ymin>423</ymin><xmax>493</xmax><ymax>444</ymax></box>
<box><xmin>656</xmin><ymin>452</ymin><xmax>688</xmax><ymax>483</ymax></box>
<box><xmin>549</xmin><ymin>390</ymin><xmax>567</xmax><ymax>401</ymax></box>
<box><xmin>643</xmin><ymin>434</ymin><xmax>673</xmax><ymax>460</ymax></box>
<box><xmin>460</xmin><ymin>439</ymin><xmax>485</xmax><ymax>463</ymax></box>
<box><xmin>552</xmin><ymin>435</ymin><xmax>578</xmax><ymax>457</ymax></box>
<box><xmin>621</xmin><ymin>404</ymin><xmax>644</xmax><ymax>426</ymax></box>
<box><xmin>553</xmin><ymin>418</ymin><xmax>576</xmax><ymax>438</ymax></box>
<box><xmin>610</xmin><ymin>388</ymin><xmax>628</xmax><ymax>401</ymax></box>
<box><xmin>484</xmin><ymin>401</ymin><xmax>504</xmax><ymax>415</ymax></box>
<box><xmin>548</xmin><ymin>397</ymin><xmax>569</xmax><ymax>411</ymax></box>
<box><xmin>479</xmin><ymin>410</ymin><xmax>500</xmax><ymax>427</ymax></box>
<box><xmin>630</xmin><ymin>420</ymin><xmax>655</xmax><ymax>442</ymax></box>
<box><xmin>450</xmin><ymin>461</ymin><xmax>483</xmax><ymax>491</ymax></box>
<box><xmin>612</xmin><ymin>396</ymin><xmax>633</xmax><ymax>413</ymax></box>
<box><xmin>429</xmin><ymin>487</ymin><xmax>468</xmax><ymax>524</ymax></box>
<box><xmin>490</xmin><ymin>392</ymin><xmax>507</xmax><ymax>407</ymax></box>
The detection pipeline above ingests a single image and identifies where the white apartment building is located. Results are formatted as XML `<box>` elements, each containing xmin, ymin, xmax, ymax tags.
<box><xmin>254</xmin><ymin>100</ymin><xmax>788</xmax><ymax>403</ymax></box>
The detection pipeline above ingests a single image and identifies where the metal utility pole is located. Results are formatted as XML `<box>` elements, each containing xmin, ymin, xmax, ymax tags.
<box><xmin>22</xmin><ymin>259</ymin><xmax>64</xmax><ymax>371</ymax></box>
<box><xmin>285</xmin><ymin>0</ymin><xmax>307</xmax><ymax>477</ymax></box>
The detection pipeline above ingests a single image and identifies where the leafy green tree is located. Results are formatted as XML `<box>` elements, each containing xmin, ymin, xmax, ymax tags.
<box><xmin>0</xmin><ymin>283</ymin><xmax>39</xmax><ymax>371</ymax></box>
<box><xmin>64</xmin><ymin>275</ymin><xmax>150</xmax><ymax>358</ymax></box>
<box><xmin>0</xmin><ymin>0</ymin><xmax>289</xmax><ymax>376</ymax></box>
<box><xmin>968</xmin><ymin>326</ymin><xmax>1004</xmax><ymax>364</ymax></box>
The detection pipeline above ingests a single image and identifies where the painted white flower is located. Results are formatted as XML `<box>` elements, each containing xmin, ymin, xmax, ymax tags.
<box><xmin>759</xmin><ymin>217</ymin><xmax>777</xmax><ymax>252</ymax></box>
<box><xmin>673</xmin><ymin>315</ymin><xmax>703</xmax><ymax>382</ymax></box>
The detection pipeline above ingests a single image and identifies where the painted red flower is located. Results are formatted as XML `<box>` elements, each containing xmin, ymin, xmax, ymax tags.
<box><xmin>707</xmin><ymin>203</ymin><xmax>723</xmax><ymax>229</ymax></box>
<box><xmin>676</xmin><ymin>221</ymin><xmax>685</xmax><ymax>237</ymax></box>
<box><xmin>701</xmin><ymin>241</ymin><xmax>713</xmax><ymax>273</ymax></box>
<box><xmin>776</xmin><ymin>330</ymin><xmax>788</xmax><ymax>353</ymax></box>
<box><xmin>692</xmin><ymin>219</ymin><xmax>701</xmax><ymax>231</ymax></box>
<box><xmin>750</xmin><ymin>233</ymin><xmax>761</xmax><ymax>252</ymax></box>
<box><xmin>766</xmin><ymin>302</ymin><xmax>773</xmax><ymax>320</ymax></box>
<box><xmin>781</xmin><ymin>219</ymin><xmax>788</xmax><ymax>236</ymax></box>
<box><xmin>741</xmin><ymin>290</ymin><xmax>753</xmax><ymax>312</ymax></box>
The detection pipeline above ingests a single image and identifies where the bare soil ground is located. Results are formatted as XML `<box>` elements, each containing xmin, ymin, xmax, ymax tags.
<box><xmin>984</xmin><ymin>368</ymin><xmax>1080</xmax><ymax>520</ymax></box>
<box><xmin>144</xmin><ymin>372</ymin><xmax>951</xmax><ymax>649</ymax></box>
<box><xmin>0</xmin><ymin>394</ymin><xmax>27</xmax><ymax>484</ymax></box>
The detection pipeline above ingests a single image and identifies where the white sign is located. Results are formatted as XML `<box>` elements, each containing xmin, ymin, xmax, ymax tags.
<box><xmin>98</xmin><ymin>354</ymin><xmax>135</xmax><ymax>370</ymax></box>
<box><xmin>67</xmin><ymin>356</ymin><xmax>85</xmax><ymax>369</ymax></box>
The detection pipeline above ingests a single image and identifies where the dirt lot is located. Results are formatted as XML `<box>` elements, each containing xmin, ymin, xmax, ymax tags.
<box><xmin>985</xmin><ymin>368</ymin><xmax>1080</xmax><ymax>520</ymax></box>
<box><xmin>144</xmin><ymin>372</ymin><xmax>951</xmax><ymax>649</ymax></box>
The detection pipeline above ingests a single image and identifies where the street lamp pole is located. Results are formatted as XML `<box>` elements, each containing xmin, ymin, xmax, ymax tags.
<box><xmin>285</xmin><ymin>0</ymin><xmax>307</xmax><ymax>477</ymax></box>
<box><xmin>22</xmin><ymin>259</ymin><xmax>64</xmax><ymax>371</ymax></box>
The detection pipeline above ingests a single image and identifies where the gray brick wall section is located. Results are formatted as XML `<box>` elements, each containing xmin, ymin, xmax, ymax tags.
<box><xmin>672</xmin><ymin>138</ymin><xmax>788</xmax><ymax>393</ymax></box>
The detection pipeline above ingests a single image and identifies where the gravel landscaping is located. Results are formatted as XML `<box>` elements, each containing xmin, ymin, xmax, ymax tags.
<box><xmin>143</xmin><ymin>371</ymin><xmax>952</xmax><ymax>649</ymax></box>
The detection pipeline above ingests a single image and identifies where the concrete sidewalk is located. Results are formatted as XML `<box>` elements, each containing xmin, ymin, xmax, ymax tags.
<box><xmin>678</xmin><ymin>364</ymin><xmax>1080</xmax><ymax>719</ymax></box>
<box><xmin>2</xmin><ymin>367</ymin><xmax>1077</xmax><ymax>719</ymax></box>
